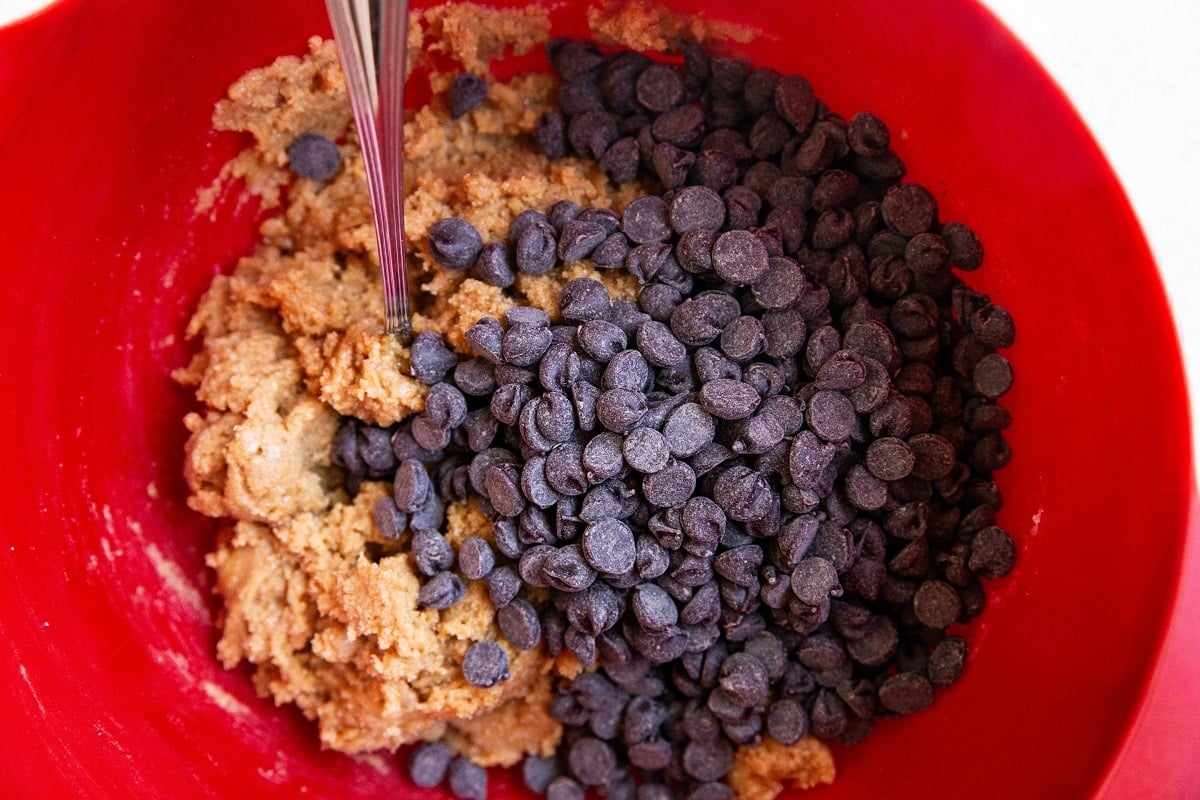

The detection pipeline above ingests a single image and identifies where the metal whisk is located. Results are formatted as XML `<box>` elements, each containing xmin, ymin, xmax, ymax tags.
<box><xmin>326</xmin><ymin>0</ymin><xmax>412</xmax><ymax>340</ymax></box>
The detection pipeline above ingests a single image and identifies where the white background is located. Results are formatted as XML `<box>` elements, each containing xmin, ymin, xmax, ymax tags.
<box><xmin>2</xmin><ymin>0</ymin><xmax>1197</xmax><ymax>470</ymax></box>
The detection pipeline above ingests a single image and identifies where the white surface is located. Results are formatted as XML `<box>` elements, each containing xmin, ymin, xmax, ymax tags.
<box><xmin>0</xmin><ymin>0</ymin><xmax>52</xmax><ymax>25</ymax></box>
<box><xmin>980</xmin><ymin>0</ymin><xmax>1200</xmax><ymax>474</ymax></box>
<box><xmin>1</xmin><ymin>0</ymin><xmax>1196</xmax><ymax>465</ymax></box>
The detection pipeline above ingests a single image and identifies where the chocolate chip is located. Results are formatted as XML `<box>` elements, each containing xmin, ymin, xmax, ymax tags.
<box><xmin>287</xmin><ymin>133</ymin><xmax>341</xmax><ymax>180</ymax></box>
<box><xmin>760</xmin><ymin>309</ymin><xmax>807</xmax><ymax>359</ymax></box>
<box><xmin>372</xmin><ymin>496</ymin><xmax>407</xmax><ymax>541</ymax></box>
<box><xmin>523</xmin><ymin>756</ymin><xmax>560</xmax><ymax>795</ymax></box>
<box><xmin>913</xmin><ymin>579</ymin><xmax>962</xmax><ymax>628</ymax></box>
<box><xmin>449</xmin><ymin>72</ymin><xmax>488</xmax><ymax>118</ymax></box>
<box><xmin>411</xmin><ymin>332</ymin><xmax>460</xmax><ymax>384</ymax></box>
<box><xmin>354</xmin><ymin>426</ymin><xmax>394</xmax><ymax>473</ymax></box>
<box><xmin>462</xmin><ymin>640</ymin><xmax>510</xmax><ymax>688</ymax></box>
<box><xmin>972</xmin><ymin>353</ymin><xmax>1013</xmax><ymax>399</ymax></box>
<box><xmin>666</xmin><ymin>185</ymin><xmax>725</xmax><ymax>235</ymax></box>
<box><xmin>848</xmin><ymin>111</ymin><xmax>889</xmax><ymax>156</ymax></box>
<box><xmin>642</xmin><ymin>459</ymin><xmax>697</xmax><ymax>508</ymax></box>
<box><xmin>623</xmin><ymin>427</ymin><xmax>671</xmax><ymax>473</ymax></box>
<box><xmin>845</xmin><ymin>614</ymin><xmax>898</xmax><ymax>667</ymax></box>
<box><xmin>515</xmin><ymin>219</ymin><xmax>559</xmax><ymax>276</ymax></box>
<box><xmin>699</xmin><ymin>379</ymin><xmax>761</xmax><ymax>420</ymax></box>
<box><xmin>750</xmin><ymin>257</ymin><xmax>805</xmax><ymax>309</ymax></box>
<box><xmin>631</xmin><ymin>583</ymin><xmax>678</xmax><ymax>632</ymax></box>
<box><xmin>559</xmin><ymin>222</ymin><xmax>610</xmax><ymax>264</ymax></box>
<box><xmin>639</xmin><ymin>282</ymin><xmax>685</xmax><ymax>320</ymax></box>
<box><xmin>766</xmin><ymin>698</ymin><xmax>809</xmax><ymax>745</ymax></box>
<box><xmin>548</xmin><ymin>199</ymin><xmax>583</xmax><ymax>231</ymax></box>
<box><xmin>569</xmin><ymin>109</ymin><xmax>620</xmax><ymax>161</ymax></box>
<box><xmin>942</xmin><ymin>221</ymin><xmax>984</xmax><ymax>271</ymax></box>
<box><xmin>682</xmin><ymin>737</ymin><xmax>733</xmax><ymax>782</ymax></box>
<box><xmin>458</xmin><ymin>536</ymin><xmax>495</xmax><ymax>580</ymax></box>
<box><xmin>623</xmin><ymin>196</ymin><xmax>673</xmax><ymax>244</ymax></box>
<box><xmin>652</xmin><ymin>104</ymin><xmax>706</xmax><ymax>147</ymax></box>
<box><xmin>560</xmin><ymin>81</ymin><xmax>605</xmax><ymax>116</ymax></box>
<box><xmin>535</xmin><ymin>111</ymin><xmax>568</xmax><ymax>158</ymax></box>
<box><xmin>881</xmin><ymin>184</ymin><xmax>937</xmax><ymax>237</ymax></box>
<box><xmin>462</xmin><ymin>318</ymin><xmax>504</xmax><ymax>366</ymax></box>
<box><xmin>581</xmin><ymin>431</ymin><xmax>625</xmax><ymax>484</ymax></box>
<box><xmin>552</xmin><ymin>40</ymin><xmax>605</xmax><ymax>82</ymax></box>
<box><xmin>631</xmin><ymin>320</ymin><xmax>684</xmax><ymax>368</ymax></box>
<box><xmin>544</xmin><ymin>544</ymin><xmax>598</xmax><ymax>592</ymax></box>
<box><xmin>393</xmin><ymin>459</ymin><xmax>433</xmax><ymax>512</ymax></box>
<box><xmin>928</xmin><ymin>635</ymin><xmax>968</xmax><ymax>687</ymax></box>
<box><xmin>670</xmin><ymin>291</ymin><xmax>740</xmax><ymax>346</ymax></box>
<box><xmin>660</xmin><ymin>403</ymin><xmax>714</xmax><ymax>459</ymax></box>
<box><xmin>636</xmin><ymin>63</ymin><xmax>686</xmax><ymax>112</ymax></box>
<box><xmin>485</xmin><ymin>462</ymin><xmax>526</xmax><ymax>517</ymax></box>
<box><xmin>408</xmin><ymin>741</ymin><xmax>453</xmax><ymax>788</ymax></box>
<box><xmin>809</xmin><ymin>689</ymin><xmax>848</xmax><ymax>739</ymax></box>
<box><xmin>711</xmin><ymin>229</ymin><xmax>769</xmax><ymax>286</ymax></box>
<box><xmin>806</xmin><ymin>390</ymin><xmax>856</xmax><ymax>442</ymax></box>
<box><xmin>714</xmin><ymin>544</ymin><xmax>763</xmax><ymax>587</ymax></box>
<box><xmin>545</xmin><ymin>442</ymin><xmax>589</xmax><ymax>496</ymax></box>
<box><xmin>498</xmin><ymin>598</ymin><xmax>543</xmax><ymax>650</ymax></box>
<box><xmin>774</xmin><ymin>74</ymin><xmax>816</xmax><ymax>132</ymax></box>
<box><xmin>448</xmin><ymin>756</ymin><xmax>488</xmax><ymax>800</ymax></box>
<box><xmin>502</xmin><ymin>322</ymin><xmax>553</xmax><ymax>367</ymax></box>
<box><xmin>418</xmin><ymin>571</ymin><xmax>466</xmax><ymax>610</ymax></box>
<box><xmin>451</xmin><ymin>361</ymin><xmax>496</xmax><ymax>402</ymax></box>
<box><xmin>878</xmin><ymin>672</ymin><xmax>934</xmax><ymax>715</ymax></box>
<box><xmin>712</xmin><ymin>466</ymin><xmax>774</xmax><ymax>522</ymax></box>
<box><xmin>597</xmin><ymin>388</ymin><xmax>648</xmax><ymax>433</ymax></box>
<box><xmin>969</xmin><ymin>525</ymin><xmax>1016</xmax><ymax>578</ymax></box>
<box><xmin>547</xmin><ymin>776</ymin><xmax>585</xmax><ymax>800</ymax></box>
<box><xmin>844</xmin><ymin>464</ymin><xmax>888</xmax><ymax>511</ymax></box>
<box><xmin>572</xmin><ymin>322</ymin><xmax>622</xmax><ymax>364</ymax></box>
<box><xmin>791</xmin><ymin>557</ymin><xmax>840</xmax><ymax>606</ymax></box>
<box><xmin>636</xmin><ymin>536</ymin><xmax>671</xmax><ymax>580</ymax></box>
<box><xmin>568</xmin><ymin>737</ymin><xmax>617</xmax><ymax>787</ymax></box>
<box><xmin>582</xmin><ymin>519</ymin><xmax>637</xmax><ymax>574</ymax></box>
<box><xmin>484</xmin><ymin>565</ymin><xmax>520</xmax><ymax>607</ymax></box>
<box><xmin>907</xmin><ymin>433</ymin><xmax>957</xmax><ymax>480</ymax></box>
<box><xmin>429</xmin><ymin>217</ymin><xmax>484</xmax><ymax>270</ymax></box>
<box><xmin>719</xmin><ymin>316</ymin><xmax>765</xmax><ymax>362</ymax></box>
<box><xmin>603</xmin><ymin>349</ymin><xmax>652</xmax><ymax>392</ymax></box>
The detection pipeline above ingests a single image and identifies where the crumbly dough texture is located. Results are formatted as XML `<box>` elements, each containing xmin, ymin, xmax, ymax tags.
<box><xmin>727</xmin><ymin>737</ymin><xmax>837</xmax><ymax>800</ymax></box>
<box><xmin>178</xmin><ymin>0</ymin><xmax>832</xmax><ymax>788</ymax></box>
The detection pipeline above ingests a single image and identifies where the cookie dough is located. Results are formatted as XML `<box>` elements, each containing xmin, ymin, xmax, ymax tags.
<box><xmin>177</xmin><ymin>1</ymin><xmax>834</xmax><ymax>788</ymax></box>
<box><xmin>727</xmin><ymin>737</ymin><xmax>837</xmax><ymax>800</ymax></box>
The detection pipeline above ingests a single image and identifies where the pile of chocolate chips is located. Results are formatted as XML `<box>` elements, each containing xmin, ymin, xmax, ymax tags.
<box><xmin>332</xmin><ymin>37</ymin><xmax>1016</xmax><ymax>800</ymax></box>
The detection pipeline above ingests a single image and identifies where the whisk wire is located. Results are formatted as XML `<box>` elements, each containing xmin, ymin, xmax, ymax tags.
<box><xmin>325</xmin><ymin>0</ymin><xmax>412</xmax><ymax>340</ymax></box>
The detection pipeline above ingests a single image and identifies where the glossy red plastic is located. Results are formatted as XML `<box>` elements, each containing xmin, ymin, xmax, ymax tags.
<box><xmin>1</xmin><ymin>0</ymin><xmax>1197</xmax><ymax>797</ymax></box>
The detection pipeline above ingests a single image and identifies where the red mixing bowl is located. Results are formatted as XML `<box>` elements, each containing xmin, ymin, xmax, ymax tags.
<box><xmin>1</xmin><ymin>0</ymin><xmax>1197</xmax><ymax>797</ymax></box>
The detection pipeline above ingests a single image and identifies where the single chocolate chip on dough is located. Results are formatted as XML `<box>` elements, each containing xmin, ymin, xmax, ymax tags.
<box><xmin>287</xmin><ymin>133</ymin><xmax>341</xmax><ymax>180</ymax></box>
<box><xmin>462</xmin><ymin>641</ymin><xmax>510</xmax><ymax>688</ymax></box>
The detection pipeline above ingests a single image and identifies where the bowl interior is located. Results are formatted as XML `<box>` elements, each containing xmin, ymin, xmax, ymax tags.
<box><xmin>0</xmin><ymin>0</ymin><xmax>1192</xmax><ymax>798</ymax></box>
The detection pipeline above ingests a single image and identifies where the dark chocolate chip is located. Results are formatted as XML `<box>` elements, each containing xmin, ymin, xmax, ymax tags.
<box><xmin>409</xmin><ymin>741</ymin><xmax>454</xmax><ymax>788</ymax></box>
<box><xmin>287</xmin><ymin>133</ymin><xmax>342</xmax><ymax>181</ymax></box>
<box><xmin>462</xmin><ymin>641</ymin><xmax>510</xmax><ymax>688</ymax></box>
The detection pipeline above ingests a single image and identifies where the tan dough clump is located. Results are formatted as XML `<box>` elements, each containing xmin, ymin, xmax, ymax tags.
<box><xmin>587</xmin><ymin>0</ymin><xmax>757</xmax><ymax>51</ymax></box>
<box><xmin>208</xmin><ymin>486</ymin><xmax>566</xmax><ymax>757</ymax></box>
<box><xmin>726</xmin><ymin>737</ymin><xmax>837</xmax><ymax>800</ymax></box>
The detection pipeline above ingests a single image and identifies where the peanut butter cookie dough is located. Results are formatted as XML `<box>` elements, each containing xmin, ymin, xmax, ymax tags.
<box><xmin>177</xmin><ymin>0</ymin><xmax>833</xmax><ymax>791</ymax></box>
